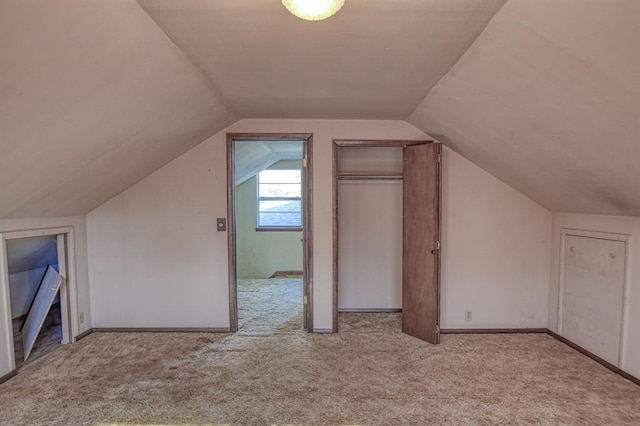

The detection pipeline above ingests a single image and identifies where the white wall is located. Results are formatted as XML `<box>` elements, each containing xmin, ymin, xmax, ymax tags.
<box><xmin>550</xmin><ymin>214</ymin><xmax>640</xmax><ymax>379</ymax></box>
<box><xmin>441</xmin><ymin>147</ymin><xmax>552</xmax><ymax>328</ymax></box>
<box><xmin>87</xmin><ymin>119</ymin><xmax>552</xmax><ymax>333</ymax></box>
<box><xmin>339</xmin><ymin>180</ymin><xmax>403</xmax><ymax>310</ymax></box>
<box><xmin>0</xmin><ymin>216</ymin><xmax>90</xmax><ymax>378</ymax></box>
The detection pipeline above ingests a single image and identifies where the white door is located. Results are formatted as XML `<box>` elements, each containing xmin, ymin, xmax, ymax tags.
<box><xmin>561</xmin><ymin>235</ymin><xmax>625</xmax><ymax>365</ymax></box>
<box><xmin>21</xmin><ymin>265</ymin><xmax>62</xmax><ymax>361</ymax></box>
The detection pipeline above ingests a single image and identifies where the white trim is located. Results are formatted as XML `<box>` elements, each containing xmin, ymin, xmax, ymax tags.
<box><xmin>57</xmin><ymin>235</ymin><xmax>70</xmax><ymax>344</ymax></box>
<box><xmin>0</xmin><ymin>226</ymin><xmax>79</xmax><ymax>369</ymax></box>
<box><xmin>619</xmin><ymin>234</ymin><xmax>633</xmax><ymax>370</ymax></box>
<box><xmin>557</xmin><ymin>228</ymin><xmax>630</xmax><ymax>367</ymax></box>
<box><xmin>561</xmin><ymin>228</ymin><xmax>630</xmax><ymax>243</ymax></box>
<box><xmin>556</xmin><ymin>232</ymin><xmax>566</xmax><ymax>336</ymax></box>
<box><xmin>0</xmin><ymin>238</ymin><xmax>14</xmax><ymax>371</ymax></box>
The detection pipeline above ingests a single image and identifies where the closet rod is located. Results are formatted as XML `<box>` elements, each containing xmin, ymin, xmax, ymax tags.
<box><xmin>338</xmin><ymin>174</ymin><xmax>403</xmax><ymax>181</ymax></box>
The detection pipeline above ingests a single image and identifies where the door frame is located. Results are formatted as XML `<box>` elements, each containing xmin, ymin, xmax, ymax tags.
<box><xmin>332</xmin><ymin>139</ymin><xmax>440</xmax><ymax>333</ymax></box>
<box><xmin>0</xmin><ymin>226</ymin><xmax>78</xmax><ymax>371</ymax></box>
<box><xmin>227</xmin><ymin>133</ymin><xmax>314</xmax><ymax>333</ymax></box>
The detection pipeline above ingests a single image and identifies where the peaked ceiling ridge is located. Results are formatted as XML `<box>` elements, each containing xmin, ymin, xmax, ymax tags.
<box><xmin>137</xmin><ymin>0</ymin><xmax>509</xmax><ymax>119</ymax></box>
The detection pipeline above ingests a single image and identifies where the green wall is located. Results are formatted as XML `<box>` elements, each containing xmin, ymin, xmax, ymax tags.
<box><xmin>236</xmin><ymin>161</ymin><xmax>303</xmax><ymax>279</ymax></box>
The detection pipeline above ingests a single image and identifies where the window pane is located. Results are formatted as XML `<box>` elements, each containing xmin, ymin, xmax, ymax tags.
<box><xmin>258</xmin><ymin>169</ymin><xmax>301</xmax><ymax>184</ymax></box>
<box><xmin>258</xmin><ymin>200</ymin><xmax>302</xmax><ymax>227</ymax></box>
<box><xmin>259</xmin><ymin>183</ymin><xmax>301</xmax><ymax>198</ymax></box>
<box><xmin>259</xmin><ymin>212</ymin><xmax>302</xmax><ymax>227</ymax></box>
<box><xmin>259</xmin><ymin>199</ymin><xmax>301</xmax><ymax>213</ymax></box>
<box><xmin>257</xmin><ymin>169</ymin><xmax>302</xmax><ymax>228</ymax></box>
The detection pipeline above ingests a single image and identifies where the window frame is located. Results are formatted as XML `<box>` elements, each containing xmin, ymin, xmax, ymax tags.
<box><xmin>255</xmin><ymin>168</ymin><xmax>303</xmax><ymax>232</ymax></box>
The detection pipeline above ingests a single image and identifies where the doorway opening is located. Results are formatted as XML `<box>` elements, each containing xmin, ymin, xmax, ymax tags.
<box><xmin>332</xmin><ymin>139</ymin><xmax>442</xmax><ymax>343</ymax></box>
<box><xmin>1</xmin><ymin>229</ymin><xmax>76</xmax><ymax>371</ymax></box>
<box><xmin>227</xmin><ymin>133</ymin><xmax>313</xmax><ymax>333</ymax></box>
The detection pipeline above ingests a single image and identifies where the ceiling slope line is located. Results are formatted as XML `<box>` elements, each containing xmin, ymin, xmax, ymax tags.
<box><xmin>84</xmin><ymin>118</ymin><xmax>241</xmax><ymax>216</ymax></box>
<box><xmin>404</xmin><ymin>0</ymin><xmax>510</xmax><ymax>121</ymax></box>
<box><xmin>405</xmin><ymin>0</ymin><xmax>640</xmax><ymax>216</ymax></box>
<box><xmin>135</xmin><ymin>0</ymin><xmax>241</xmax><ymax>121</ymax></box>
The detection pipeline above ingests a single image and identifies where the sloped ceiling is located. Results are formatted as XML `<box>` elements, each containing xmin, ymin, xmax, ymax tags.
<box><xmin>137</xmin><ymin>0</ymin><xmax>506</xmax><ymax>119</ymax></box>
<box><xmin>2</xmin><ymin>0</ymin><xmax>638</xmax><ymax>219</ymax></box>
<box><xmin>0</xmin><ymin>0</ymin><xmax>237</xmax><ymax>219</ymax></box>
<box><xmin>409</xmin><ymin>0</ymin><xmax>640</xmax><ymax>216</ymax></box>
<box><xmin>235</xmin><ymin>141</ymin><xmax>303</xmax><ymax>186</ymax></box>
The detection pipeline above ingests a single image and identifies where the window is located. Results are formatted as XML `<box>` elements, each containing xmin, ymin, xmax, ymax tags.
<box><xmin>257</xmin><ymin>169</ymin><xmax>302</xmax><ymax>230</ymax></box>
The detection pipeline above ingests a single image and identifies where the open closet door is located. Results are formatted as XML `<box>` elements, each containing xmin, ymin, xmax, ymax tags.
<box><xmin>402</xmin><ymin>142</ymin><xmax>441</xmax><ymax>344</ymax></box>
<box><xmin>22</xmin><ymin>265</ymin><xmax>62</xmax><ymax>361</ymax></box>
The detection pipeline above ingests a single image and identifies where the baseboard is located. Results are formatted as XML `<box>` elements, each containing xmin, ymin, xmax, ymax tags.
<box><xmin>313</xmin><ymin>328</ymin><xmax>333</xmax><ymax>334</ymax></box>
<box><xmin>12</xmin><ymin>313</ymin><xmax>27</xmax><ymax>323</ymax></box>
<box><xmin>546</xmin><ymin>330</ymin><xmax>640</xmax><ymax>387</ymax></box>
<box><xmin>269</xmin><ymin>270</ymin><xmax>303</xmax><ymax>278</ymax></box>
<box><xmin>75</xmin><ymin>328</ymin><xmax>94</xmax><ymax>341</ymax></box>
<box><xmin>338</xmin><ymin>308</ymin><xmax>402</xmax><ymax>313</ymax></box>
<box><xmin>0</xmin><ymin>370</ymin><xmax>17</xmax><ymax>385</ymax></box>
<box><xmin>440</xmin><ymin>328</ymin><xmax>548</xmax><ymax>334</ymax></box>
<box><xmin>92</xmin><ymin>327</ymin><xmax>231</xmax><ymax>333</ymax></box>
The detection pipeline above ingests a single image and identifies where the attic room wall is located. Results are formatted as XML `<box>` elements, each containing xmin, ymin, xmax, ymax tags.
<box><xmin>236</xmin><ymin>160</ymin><xmax>303</xmax><ymax>279</ymax></box>
<box><xmin>0</xmin><ymin>216</ymin><xmax>90</xmax><ymax>379</ymax></box>
<box><xmin>549</xmin><ymin>214</ymin><xmax>640</xmax><ymax>379</ymax></box>
<box><xmin>87</xmin><ymin>119</ymin><xmax>551</xmax><ymax>331</ymax></box>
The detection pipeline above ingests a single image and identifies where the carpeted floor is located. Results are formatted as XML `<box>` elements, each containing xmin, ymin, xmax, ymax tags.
<box><xmin>237</xmin><ymin>277</ymin><xmax>303</xmax><ymax>334</ymax></box>
<box><xmin>1</xmin><ymin>282</ymin><xmax>640</xmax><ymax>424</ymax></box>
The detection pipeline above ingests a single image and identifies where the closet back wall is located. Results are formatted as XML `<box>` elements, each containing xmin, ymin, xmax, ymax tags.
<box><xmin>338</xmin><ymin>147</ymin><xmax>403</xmax><ymax>311</ymax></box>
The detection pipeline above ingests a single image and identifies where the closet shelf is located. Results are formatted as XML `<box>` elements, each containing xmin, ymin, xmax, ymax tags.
<box><xmin>338</xmin><ymin>171</ymin><xmax>403</xmax><ymax>181</ymax></box>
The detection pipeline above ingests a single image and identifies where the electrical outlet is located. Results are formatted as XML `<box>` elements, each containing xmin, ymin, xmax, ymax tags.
<box><xmin>79</xmin><ymin>311</ymin><xmax>85</xmax><ymax>324</ymax></box>
<box><xmin>465</xmin><ymin>310</ymin><xmax>472</xmax><ymax>321</ymax></box>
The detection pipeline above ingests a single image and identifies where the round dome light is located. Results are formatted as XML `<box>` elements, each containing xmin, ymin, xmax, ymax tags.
<box><xmin>282</xmin><ymin>0</ymin><xmax>345</xmax><ymax>21</ymax></box>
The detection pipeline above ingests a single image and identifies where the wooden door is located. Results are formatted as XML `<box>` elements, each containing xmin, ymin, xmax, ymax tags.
<box><xmin>402</xmin><ymin>143</ymin><xmax>441</xmax><ymax>343</ymax></box>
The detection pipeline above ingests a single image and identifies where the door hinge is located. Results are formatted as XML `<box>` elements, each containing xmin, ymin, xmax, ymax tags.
<box><xmin>303</xmin><ymin>295</ymin><xmax>308</xmax><ymax>305</ymax></box>
<box><xmin>437</xmin><ymin>154</ymin><xmax>441</xmax><ymax>163</ymax></box>
<box><xmin>302</xmin><ymin>157</ymin><xmax>308</xmax><ymax>168</ymax></box>
<box><xmin>431</xmin><ymin>241</ymin><xmax>441</xmax><ymax>254</ymax></box>
<box><xmin>436</xmin><ymin>325</ymin><xmax>440</xmax><ymax>334</ymax></box>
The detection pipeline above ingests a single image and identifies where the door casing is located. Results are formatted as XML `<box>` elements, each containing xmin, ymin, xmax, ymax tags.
<box><xmin>0</xmin><ymin>227</ymin><xmax>78</xmax><ymax>371</ymax></box>
<box><xmin>227</xmin><ymin>133</ymin><xmax>314</xmax><ymax>332</ymax></box>
<box><xmin>332</xmin><ymin>139</ymin><xmax>441</xmax><ymax>340</ymax></box>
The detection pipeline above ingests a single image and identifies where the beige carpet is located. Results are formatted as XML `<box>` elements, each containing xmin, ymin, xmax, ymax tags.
<box><xmin>237</xmin><ymin>277</ymin><xmax>303</xmax><ymax>335</ymax></box>
<box><xmin>1</xmin><ymin>287</ymin><xmax>640</xmax><ymax>424</ymax></box>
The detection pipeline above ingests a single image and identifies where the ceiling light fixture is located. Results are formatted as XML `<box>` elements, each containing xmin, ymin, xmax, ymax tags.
<box><xmin>282</xmin><ymin>0</ymin><xmax>345</xmax><ymax>21</ymax></box>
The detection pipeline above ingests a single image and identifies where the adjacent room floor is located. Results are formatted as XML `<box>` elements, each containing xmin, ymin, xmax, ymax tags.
<box><xmin>2</xmin><ymin>295</ymin><xmax>640</xmax><ymax>424</ymax></box>
<box><xmin>237</xmin><ymin>277</ymin><xmax>303</xmax><ymax>334</ymax></box>
<box><xmin>12</xmin><ymin>303</ymin><xmax>62</xmax><ymax>370</ymax></box>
